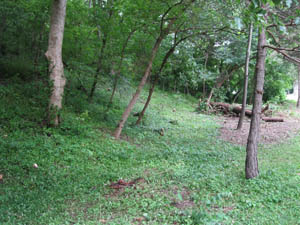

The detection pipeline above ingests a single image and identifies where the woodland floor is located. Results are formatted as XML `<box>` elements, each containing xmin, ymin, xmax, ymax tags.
<box><xmin>219</xmin><ymin>113</ymin><xmax>300</xmax><ymax>145</ymax></box>
<box><xmin>2</xmin><ymin>80</ymin><xmax>300</xmax><ymax>224</ymax></box>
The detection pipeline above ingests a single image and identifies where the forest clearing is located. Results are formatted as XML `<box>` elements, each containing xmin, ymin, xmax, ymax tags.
<box><xmin>1</xmin><ymin>0</ymin><xmax>300</xmax><ymax>224</ymax></box>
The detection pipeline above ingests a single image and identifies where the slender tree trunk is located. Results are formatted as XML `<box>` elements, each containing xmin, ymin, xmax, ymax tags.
<box><xmin>237</xmin><ymin>23</ymin><xmax>253</xmax><ymax>130</ymax></box>
<box><xmin>245</xmin><ymin>26</ymin><xmax>267</xmax><ymax>179</ymax></box>
<box><xmin>89</xmin><ymin>0</ymin><xmax>112</xmax><ymax>101</ymax></box>
<box><xmin>206</xmin><ymin>88</ymin><xmax>214</xmax><ymax>104</ymax></box>
<box><xmin>107</xmin><ymin>29</ymin><xmax>136</xmax><ymax>108</ymax></box>
<box><xmin>202</xmin><ymin>80</ymin><xmax>206</xmax><ymax>97</ymax></box>
<box><xmin>297</xmin><ymin>65</ymin><xmax>300</xmax><ymax>108</ymax></box>
<box><xmin>89</xmin><ymin>37</ymin><xmax>107</xmax><ymax>101</ymax></box>
<box><xmin>232</xmin><ymin>89</ymin><xmax>242</xmax><ymax>103</ymax></box>
<box><xmin>136</xmin><ymin>36</ymin><xmax>187</xmax><ymax>125</ymax></box>
<box><xmin>114</xmin><ymin>36</ymin><xmax>163</xmax><ymax>139</ymax></box>
<box><xmin>46</xmin><ymin>0</ymin><xmax>67</xmax><ymax>126</ymax></box>
<box><xmin>136</xmin><ymin>76</ymin><xmax>156</xmax><ymax>125</ymax></box>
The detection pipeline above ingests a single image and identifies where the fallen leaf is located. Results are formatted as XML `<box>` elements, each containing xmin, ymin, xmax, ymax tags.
<box><xmin>0</xmin><ymin>174</ymin><xmax>3</xmax><ymax>180</ymax></box>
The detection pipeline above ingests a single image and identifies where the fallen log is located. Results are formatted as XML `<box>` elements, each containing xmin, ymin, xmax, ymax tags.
<box><xmin>232</xmin><ymin>106</ymin><xmax>252</xmax><ymax>117</ymax></box>
<box><xmin>208</xmin><ymin>102</ymin><xmax>282</xmax><ymax>122</ymax></box>
<box><xmin>209</xmin><ymin>102</ymin><xmax>268</xmax><ymax>118</ymax></box>
<box><xmin>262</xmin><ymin>117</ymin><xmax>284</xmax><ymax>122</ymax></box>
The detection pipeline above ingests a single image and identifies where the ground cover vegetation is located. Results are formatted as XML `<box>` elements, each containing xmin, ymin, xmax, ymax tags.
<box><xmin>1</xmin><ymin>0</ymin><xmax>300</xmax><ymax>224</ymax></box>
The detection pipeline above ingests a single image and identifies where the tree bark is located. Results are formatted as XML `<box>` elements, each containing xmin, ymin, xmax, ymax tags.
<box><xmin>297</xmin><ymin>65</ymin><xmax>300</xmax><ymax>108</ymax></box>
<box><xmin>245</xmin><ymin>26</ymin><xmax>267</xmax><ymax>179</ymax></box>
<box><xmin>237</xmin><ymin>23</ymin><xmax>253</xmax><ymax>130</ymax></box>
<box><xmin>46</xmin><ymin>0</ymin><xmax>67</xmax><ymax>126</ymax></box>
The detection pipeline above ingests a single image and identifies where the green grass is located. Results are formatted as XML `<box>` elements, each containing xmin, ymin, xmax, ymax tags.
<box><xmin>1</xmin><ymin>78</ymin><xmax>300</xmax><ymax>224</ymax></box>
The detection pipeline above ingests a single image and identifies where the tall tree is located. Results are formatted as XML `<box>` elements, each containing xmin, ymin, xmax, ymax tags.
<box><xmin>46</xmin><ymin>0</ymin><xmax>67</xmax><ymax>126</ymax></box>
<box><xmin>237</xmin><ymin>22</ymin><xmax>253</xmax><ymax>130</ymax></box>
<box><xmin>245</xmin><ymin>25</ymin><xmax>266</xmax><ymax>179</ymax></box>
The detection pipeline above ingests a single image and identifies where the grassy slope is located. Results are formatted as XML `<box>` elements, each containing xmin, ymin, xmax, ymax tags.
<box><xmin>1</xmin><ymin>79</ymin><xmax>300</xmax><ymax>224</ymax></box>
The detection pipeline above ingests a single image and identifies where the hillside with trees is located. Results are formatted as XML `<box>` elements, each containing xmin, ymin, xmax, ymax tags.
<box><xmin>1</xmin><ymin>0</ymin><xmax>300</xmax><ymax>224</ymax></box>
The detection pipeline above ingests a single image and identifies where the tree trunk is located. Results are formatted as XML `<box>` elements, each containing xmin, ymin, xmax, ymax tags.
<box><xmin>245</xmin><ymin>26</ymin><xmax>267</xmax><ymax>179</ymax></box>
<box><xmin>232</xmin><ymin>89</ymin><xmax>242</xmax><ymax>103</ymax></box>
<box><xmin>297</xmin><ymin>65</ymin><xmax>300</xmax><ymax>108</ymax></box>
<box><xmin>206</xmin><ymin>88</ymin><xmax>214</xmax><ymax>105</ymax></box>
<box><xmin>107</xmin><ymin>29</ymin><xmax>136</xmax><ymax>108</ymax></box>
<box><xmin>113</xmin><ymin>36</ymin><xmax>164</xmax><ymax>139</ymax></box>
<box><xmin>89</xmin><ymin>37</ymin><xmax>107</xmax><ymax>101</ymax></box>
<box><xmin>135</xmin><ymin>76</ymin><xmax>156</xmax><ymax>125</ymax></box>
<box><xmin>135</xmin><ymin>35</ymin><xmax>188</xmax><ymax>125</ymax></box>
<box><xmin>89</xmin><ymin>0</ymin><xmax>112</xmax><ymax>101</ymax></box>
<box><xmin>46</xmin><ymin>0</ymin><xmax>67</xmax><ymax>126</ymax></box>
<box><xmin>237</xmin><ymin>23</ymin><xmax>253</xmax><ymax>130</ymax></box>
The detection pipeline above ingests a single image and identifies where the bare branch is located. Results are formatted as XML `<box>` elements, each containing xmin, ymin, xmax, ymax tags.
<box><xmin>160</xmin><ymin>0</ymin><xmax>184</xmax><ymax>32</ymax></box>
<box><xmin>263</xmin><ymin>45</ymin><xmax>300</xmax><ymax>52</ymax></box>
<box><xmin>267</xmin><ymin>20</ymin><xmax>298</xmax><ymax>29</ymax></box>
<box><xmin>264</xmin><ymin>45</ymin><xmax>300</xmax><ymax>64</ymax></box>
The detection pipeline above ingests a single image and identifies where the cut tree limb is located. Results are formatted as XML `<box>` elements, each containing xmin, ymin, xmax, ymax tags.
<box><xmin>261</xmin><ymin>117</ymin><xmax>284</xmax><ymax>122</ymax></box>
<box><xmin>208</xmin><ymin>102</ymin><xmax>282</xmax><ymax>122</ymax></box>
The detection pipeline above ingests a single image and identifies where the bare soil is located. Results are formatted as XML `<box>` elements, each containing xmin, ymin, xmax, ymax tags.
<box><xmin>218</xmin><ymin>115</ymin><xmax>300</xmax><ymax>146</ymax></box>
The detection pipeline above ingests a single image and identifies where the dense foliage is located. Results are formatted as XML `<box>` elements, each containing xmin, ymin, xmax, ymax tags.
<box><xmin>1</xmin><ymin>0</ymin><xmax>298</xmax><ymax>104</ymax></box>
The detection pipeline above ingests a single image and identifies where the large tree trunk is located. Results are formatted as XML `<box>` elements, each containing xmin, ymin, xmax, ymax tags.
<box><xmin>297</xmin><ymin>65</ymin><xmax>300</xmax><ymax>108</ymax></box>
<box><xmin>46</xmin><ymin>0</ymin><xmax>67</xmax><ymax>126</ymax></box>
<box><xmin>237</xmin><ymin>23</ymin><xmax>253</xmax><ymax>130</ymax></box>
<box><xmin>114</xmin><ymin>36</ymin><xmax>163</xmax><ymax>139</ymax></box>
<box><xmin>245</xmin><ymin>26</ymin><xmax>267</xmax><ymax>179</ymax></box>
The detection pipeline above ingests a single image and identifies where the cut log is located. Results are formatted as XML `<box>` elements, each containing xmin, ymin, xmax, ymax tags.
<box><xmin>232</xmin><ymin>106</ymin><xmax>252</xmax><ymax>117</ymax></box>
<box><xmin>209</xmin><ymin>102</ymin><xmax>269</xmax><ymax>118</ymax></box>
<box><xmin>262</xmin><ymin>117</ymin><xmax>284</xmax><ymax>122</ymax></box>
<box><xmin>208</xmin><ymin>102</ymin><xmax>282</xmax><ymax>122</ymax></box>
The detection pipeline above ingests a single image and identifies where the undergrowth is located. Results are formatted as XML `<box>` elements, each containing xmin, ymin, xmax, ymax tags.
<box><xmin>1</xmin><ymin>76</ymin><xmax>300</xmax><ymax>224</ymax></box>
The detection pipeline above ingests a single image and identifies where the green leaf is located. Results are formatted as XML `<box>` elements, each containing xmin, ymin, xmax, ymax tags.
<box><xmin>272</xmin><ymin>0</ymin><xmax>282</xmax><ymax>5</ymax></box>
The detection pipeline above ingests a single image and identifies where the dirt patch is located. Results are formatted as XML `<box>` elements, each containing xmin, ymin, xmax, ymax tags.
<box><xmin>218</xmin><ymin>116</ymin><xmax>300</xmax><ymax>146</ymax></box>
<box><xmin>170</xmin><ymin>188</ymin><xmax>195</xmax><ymax>209</ymax></box>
